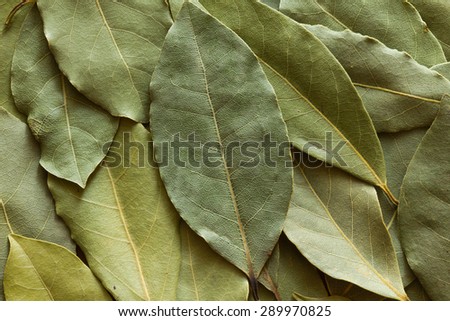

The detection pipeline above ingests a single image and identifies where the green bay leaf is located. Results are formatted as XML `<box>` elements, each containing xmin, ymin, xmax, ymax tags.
<box><xmin>201</xmin><ymin>0</ymin><xmax>389</xmax><ymax>197</ymax></box>
<box><xmin>398</xmin><ymin>97</ymin><xmax>450</xmax><ymax>300</ymax></box>
<box><xmin>48</xmin><ymin>119</ymin><xmax>181</xmax><ymax>301</ymax></box>
<box><xmin>177</xmin><ymin>223</ymin><xmax>248</xmax><ymax>300</ymax></box>
<box><xmin>304</xmin><ymin>25</ymin><xmax>450</xmax><ymax>133</ymax></box>
<box><xmin>36</xmin><ymin>0</ymin><xmax>173</xmax><ymax>122</ymax></box>
<box><xmin>432</xmin><ymin>62</ymin><xmax>450</xmax><ymax>81</ymax></box>
<box><xmin>279</xmin><ymin>0</ymin><xmax>445</xmax><ymax>67</ymax></box>
<box><xmin>0</xmin><ymin>0</ymin><xmax>32</xmax><ymax>121</ymax></box>
<box><xmin>150</xmin><ymin>2</ymin><xmax>292</xmax><ymax>297</ymax></box>
<box><xmin>410</xmin><ymin>0</ymin><xmax>450</xmax><ymax>61</ymax></box>
<box><xmin>11</xmin><ymin>6</ymin><xmax>118</xmax><ymax>188</ymax></box>
<box><xmin>0</xmin><ymin>107</ymin><xmax>74</xmax><ymax>300</ymax></box>
<box><xmin>284</xmin><ymin>160</ymin><xmax>407</xmax><ymax>300</ymax></box>
<box><xmin>4</xmin><ymin>235</ymin><xmax>111</xmax><ymax>301</ymax></box>
<box><xmin>259</xmin><ymin>234</ymin><xmax>328</xmax><ymax>301</ymax></box>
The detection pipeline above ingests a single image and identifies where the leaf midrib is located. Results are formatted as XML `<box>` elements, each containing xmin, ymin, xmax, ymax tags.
<box><xmin>297</xmin><ymin>167</ymin><xmax>407</xmax><ymax>300</ymax></box>
<box><xmin>106</xmin><ymin>167</ymin><xmax>150</xmax><ymax>300</ymax></box>
<box><xmin>259</xmin><ymin>59</ymin><xmax>386</xmax><ymax>188</ymax></box>
<box><xmin>95</xmin><ymin>0</ymin><xmax>140</xmax><ymax>99</ymax></box>
<box><xmin>11</xmin><ymin>235</ymin><xmax>55</xmax><ymax>300</ymax></box>
<box><xmin>61</xmin><ymin>75</ymin><xmax>83</xmax><ymax>185</ymax></box>
<box><xmin>186</xmin><ymin>6</ymin><xmax>255</xmax><ymax>280</ymax></box>
<box><xmin>354</xmin><ymin>82</ymin><xmax>441</xmax><ymax>104</ymax></box>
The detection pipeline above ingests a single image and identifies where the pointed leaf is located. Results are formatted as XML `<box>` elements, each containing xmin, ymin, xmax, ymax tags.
<box><xmin>259</xmin><ymin>234</ymin><xmax>328</xmax><ymax>301</ymax></box>
<box><xmin>0</xmin><ymin>107</ymin><xmax>74</xmax><ymax>300</ymax></box>
<box><xmin>4</xmin><ymin>235</ymin><xmax>111</xmax><ymax>301</ymax></box>
<box><xmin>398</xmin><ymin>97</ymin><xmax>450</xmax><ymax>300</ymax></box>
<box><xmin>48</xmin><ymin>119</ymin><xmax>181</xmax><ymax>301</ymax></box>
<box><xmin>304</xmin><ymin>25</ymin><xmax>450</xmax><ymax>133</ymax></box>
<box><xmin>150</xmin><ymin>2</ymin><xmax>292</xmax><ymax>293</ymax></box>
<box><xmin>410</xmin><ymin>0</ymin><xmax>450</xmax><ymax>61</ymax></box>
<box><xmin>0</xmin><ymin>0</ymin><xmax>32</xmax><ymax>121</ymax></box>
<box><xmin>177</xmin><ymin>223</ymin><xmax>248</xmax><ymax>300</ymax></box>
<box><xmin>284</xmin><ymin>160</ymin><xmax>407</xmax><ymax>300</ymax></box>
<box><xmin>279</xmin><ymin>0</ymin><xmax>445</xmax><ymax>67</ymax></box>
<box><xmin>11</xmin><ymin>6</ymin><xmax>118</xmax><ymax>188</ymax></box>
<box><xmin>200</xmin><ymin>0</ymin><xmax>389</xmax><ymax>195</ymax></box>
<box><xmin>36</xmin><ymin>0</ymin><xmax>173</xmax><ymax>122</ymax></box>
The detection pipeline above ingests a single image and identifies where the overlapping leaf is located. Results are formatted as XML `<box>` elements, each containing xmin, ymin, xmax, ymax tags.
<box><xmin>11</xmin><ymin>6</ymin><xmax>118</xmax><ymax>188</ymax></box>
<box><xmin>398</xmin><ymin>97</ymin><xmax>450</xmax><ymax>300</ymax></box>
<box><xmin>432</xmin><ymin>62</ymin><xmax>450</xmax><ymax>81</ymax></box>
<box><xmin>0</xmin><ymin>0</ymin><xmax>32</xmax><ymax>122</ymax></box>
<box><xmin>177</xmin><ymin>223</ymin><xmax>248</xmax><ymax>300</ymax></box>
<box><xmin>48</xmin><ymin>120</ymin><xmax>181</xmax><ymax>301</ymax></box>
<box><xmin>410</xmin><ymin>0</ymin><xmax>450</xmax><ymax>61</ymax></box>
<box><xmin>36</xmin><ymin>0</ymin><xmax>173</xmax><ymax>122</ymax></box>
<box><xmin>4</xmin><ymin>235</ymin><xmax>111</xmax><ymax>301</ymax></box>
<box><xmin>0</xmin><ymin>107</ymin><xmax>74</xmax><ymax>300</ymax></box>
<box><xmin>201</xmin><ymin>0</ymin><xmax>390</xmax><ymax>197</ymax></box>
<box><xmin>304</xmin><ymin>25</ymin><xmax>450</xmax><ymax>133</ymax></box>
<box><xmin>405</xmin><ymin>279</ymin><xmax>430</xmax><ymax>301</ymax></box>
<box><xmin>150</xmin><ymin>2</ymin><xmax>292</xmax><ymax>297</ymax></box>
<box><xmin>284</xmin><ymin>160</ymin><xmax>407</xmax><ymax>300</ymax></box>
<box><xmin>279</xmin><ymin>0</ymin><xmax>445</xmax><ymax>67</ymax></box>
<box><xmin>259</xmin><ymin>234</ymin><xmax>328</xmax><ymax>301</ymax></box>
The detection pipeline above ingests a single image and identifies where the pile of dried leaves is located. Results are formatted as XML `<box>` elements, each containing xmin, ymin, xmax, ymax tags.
<box><xmin>0</xmin><ymin>0</ymin><xmax>449</xmax><ymax>301</ymax></box>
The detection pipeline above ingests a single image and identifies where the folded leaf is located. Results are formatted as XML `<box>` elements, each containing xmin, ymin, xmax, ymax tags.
<box><xmin>200</xmin><ymin>0</ymin><xmax>389</xmax><ymax>196</ymax></box>
<box><xmin>304</xmin><ymin>25</ymin><xmax>450</xmax><ymax>133</ymax></box>
<box><xmin>0</xmin><ymin>107</ymin><xmax>74</xmax><ymax>300</ymax></box>
<box><xmin>279</xmin><ymin>0</ymin><xmax>445</xmax><ymax>67</ymax></box>
<box><xmin>11</xmin><ymin>6</ymin><xmax>118</xmax><ymax>188</ymax></box>
<box><xmin>0</xmin><ymin>0</ymin><xmax>32</xmax><ymax>122</ymax></box>
<box><xmin>284</xmin><ymin>160</ymin><xmax>407</xmax><ymax>300</ymax></box>
<box><xmin>259</xmin><ymin>234</ymin><xmax>328</xmax><ymax>301</ymax></box>
<box><xmin>4</xmin><ymin>235</ymin><xmax>111</xmax><ymax>301</ymax></box>
<box><xmin>177</xmin><ymin>223</ymin><xmax>248</xmax><ymax>300</ymax></box>
<box><xmin>48</xmin><ymin>119</ymin><xmax>181</xmax><ymax>301</ymax></box>
<box><xmin>36</xmin><ymin>0</ymin><xmax>173</xmax><ymax>122</ymax></box>
<box><xmin>398</xmin><ymin>97</ymin><xmax>450</xmax><ymax>300</ymax></box>
<box><xmin>410</xmin><ymin>0</ymin><xmax>450</xmax><ymax>61</ymax></box>
<box><xmin>150</xmin><ymin>2</ymin><xmax>292</xmax><ymax>297</ymax></box>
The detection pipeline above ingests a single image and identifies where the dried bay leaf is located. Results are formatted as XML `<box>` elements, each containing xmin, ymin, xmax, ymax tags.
<box><xmin>48</xmin><ymin>119</ymin><xmax>181</xmax><ymax>301</ymax></box>
<box><xmin>398</xmin><ymin>97</ymin><xmax>450</xmax><ymax>300</ymax></box>
<box><xmin>410</xmin><ymin>0</ymin><xmax>450</xmax><ymax>61</ymax></box>
<box><xmin>304</xmin><ymin>25</ymin><xmax>450</xmax><ymax>133</ymax></box>
<box><xmin>0</xmin><ymin>0</ymin><xmax>32</xmax><ymax>122</ymax></box>
<box><xmin>177</xmin><ymin>223</ymin><xmax>248</xmax><ymax>300</ymax></box>
<box><xmin>279</xmin><ymin>0</ymin><xmax>445</xmax><ymax>67</ymax></box>
<box><xmin>405</xmin><ymin>279</ymin><xmax>431</xmax><ymax>301</ymax></box>
<box><xmin>432</xmin><ymin>62</ymin><xmax>450</xmax><ymax>81</ymax></box>
<box><xmin>259</xmin><ymin>234</ymin><xmax>328</xmax><ymax>301</ymax></box>
<box><xmin>200</xmin><ymin>0</ymin><xmax>391</xmax><ymax>199</ymax></box>
<box><xmin>11</xmin><ymin>6</ymin><xmax>118</xmax><ymax>188</ymax></box>
<box><xmin>36</xmin><ymin>0</ymin><xmax>173</xmax><ymax>122</ymax></box>
<box><xmin>4</xmin><ymin>235</ymin><xmax>111</xmax><ymax>301</ymax></box>
<box><xmin>150</xmin><ymin>2</ymin><xmax>293</xmax><ymax>298</ymax></box>
<box><xmin>284</xmin><ymin>160</ymin><xmax>407</xmax><ymax>300</ymax></box>
<box><xmin>0</xmin><ymin>107</ymin><xmax>74</xmax><ymax>300</ymax></box>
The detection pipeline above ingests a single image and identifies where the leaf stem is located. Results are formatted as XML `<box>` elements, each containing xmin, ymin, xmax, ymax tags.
<box><xmin>249</xmin><ymin>276</ymin><xmax>260</xmax><ymax>301</ymax></box>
